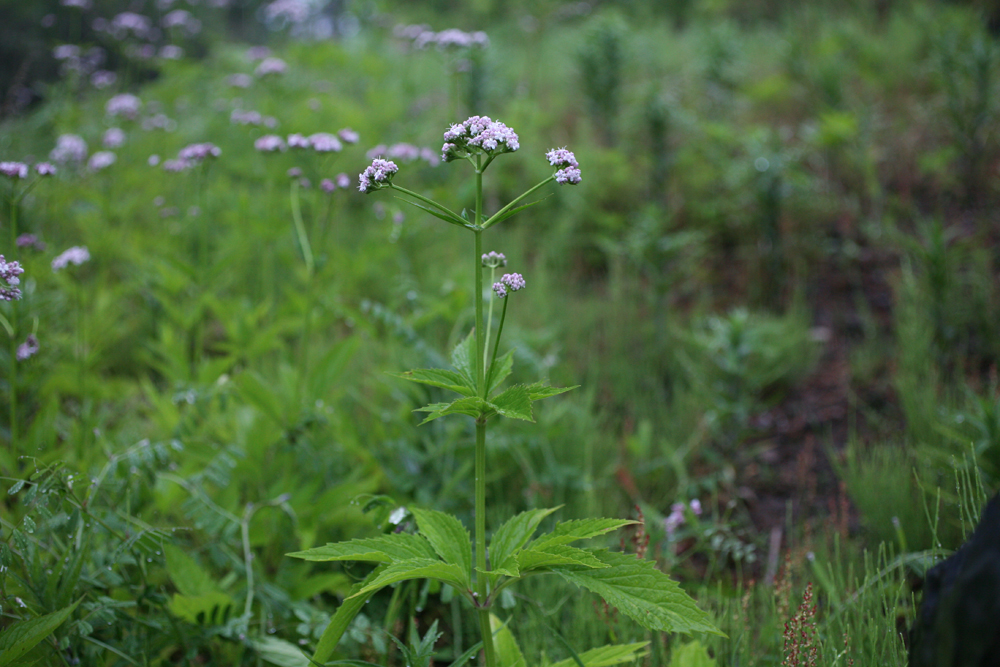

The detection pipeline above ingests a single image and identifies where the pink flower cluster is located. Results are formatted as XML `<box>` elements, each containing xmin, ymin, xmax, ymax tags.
<box><xmin>51</xmin><ymin>246</ymin><xmax>90</xmax><ymax>271</ymax></box>
<box><xmin>88</xmin><ymin>151</ymin><xmax>116</xmax><ymax>172</ymax></box>
<box><xmin>16</xmin><ymin>334</ymin><xmax>39</xmax><ymax>361</ymax></box>
<box><xmin>396</xmin><ymin>24</ymin><xmax>489</xmax><ymax>51</ymax></box>
<box><xmin>664</xmin><ymin>499</ymin><xmax>702</xmax><ymax>537</ymax></box>
<box><xmin>50</xmin><ymin>134</ymin><xmax>88</xmax><ymax>164</ymax></box>
<box><xmin>492</xmin><ymin>272</ymin><xmax>525</xmax><ymax>299</ymax></box>
<box><xmin>1</xmin><ymin>255</ymin><xmax>24</xmax><ymax>301</ymax></box>
<box><xmin>178</xmin><ymin>143</ymin><xmax>221</xmax><ymax>162</ymax></box>
<box><xmin>441</xmin><ymin>116</ymin><xmax>519</xmax><ymax>162</ymax></box>
<box><xmin>366</xmin><ymin>143</ymin><xmax>439</xmax><ymax>167</ymax></box>
<box><xmin>0</xmin><ymin>162</ymin><xmax>29</xmax><ymax>179</ymax></box>
<box><xmin>358</xmin><ymin>158</ymin><xmax>398</xmax><ymax>194</ymax></box>
<box><xmin>161</xmin><ymin>143</ymin><xmax>220</xmax><ymax>172</ymax></box>
<box><xmin>103</xmin><ymin>127</ymin><xmax>126</xmax><ymax>148</ymax></box>
<box><xmin>255</xmin><ymin>57</ymin><xmax>287</xmax><ymax>77</ymax></box>
<box><xmin>320</xmin><ymin>173</ymin><xmax>352</xmax><ymax>193</ymax></box>
<box><xmin>546</xmin><ymin>147</ymin><xmax>582</xmax><ymax>185</ymax></box>
<box><xmin>106</xmin><ymin>93</ymin><xmax>142</xmax><ymax>120</ymax></box>
<box><xmin>254</xmin><ymin>135</ymin><xmax>287</xmax><ymax>152</ymax></box>
<box><xmin>264</xmin><ymin>0</ymin><xmax>310</xmax><ymax>24</ymax></box>
<box><xmin>108</xmin><ymin>12</ymin><xmax>153</xmax><ymax>39</ymax></box>
<box><xmin>231</xmin><ymin>109</ymin><xmax>277</xmax><ymax>127</ymax></box>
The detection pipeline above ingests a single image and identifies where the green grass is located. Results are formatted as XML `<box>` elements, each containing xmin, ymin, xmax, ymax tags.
<box><xmin>2</xmin><ymin>1</ymin><xmax>999</xmax><ymax>664</ymax></box>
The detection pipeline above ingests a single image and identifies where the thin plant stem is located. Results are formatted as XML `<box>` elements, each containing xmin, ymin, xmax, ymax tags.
<box><xmin>290</xmin><ymin>179</ymin><xmax>315</xmax><ymax>403</ymax></box>
<box><xmin>483</xmin><ymin>266</ymin><xmax>496</xmax><ymax>370</ymax></box>
<box><xmin>7</xmin><ymin>198</ymin><xmax>18</xmax><ymax>450</ymax></box>
<box><xmin>76</xmin><ymin>280</ymin><xmax>87</xmax><ymax>461</ymax></box>
<box><xmin>241</xmin><ymin>503</ymin><xmax>256</xmax><ymax>618</ymax></box>
<box><xmin>290</xmin><ymin>180</ymin><xmax>315</xmax><ymax>275</ymax></box>
<box><xmin>485</xmin><ymin>296</ymin><xmax>508</xmax><ymax>393</ymax></box>
<box><xmin>472</xmin><ymin>156</ymin><xmax>497</xmax><ymax>667</ymax></box>
<box><xmin>482</xmin><ymin>176</ymin><xmax>554</xmax><ymax>229</ymax></box>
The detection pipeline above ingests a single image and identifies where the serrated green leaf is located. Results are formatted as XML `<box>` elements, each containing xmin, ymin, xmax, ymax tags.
<box><xmin>164</xmin><ymin>543</ymin><xmax>218</xmax><ymax>597</ymax></box>
<box><xmin>0</xmin><ymin>600</ymin><xmax>79</xmax><ymax>667</ymax></box>
<box><xmin>415</xmin><ymin>397</ymin><xmax>489</xmax><ymax>425</ymax></box>
<box><xmin>352</xmin><ymin>559</ymin><xmax>470</xmax><ymax>597</ymax></box>
<box><xmin>552</xmin><ymin>551</ymin><xmax>723</xmax><ymax>636</ymax></box>
<box><xmin>411</xmin><ymin>508</ymin><xmax>472</xmax><ymax>579</ymax></box>
<box><xmin>287</xmin><ymin>534</ymin><xmax>437</xmax><ymax>564</ymax></box>
<box><xmin>490</xmin><ymin>614</ymin><xmax>527</xmax><ymax>667</ymax></box>
<box><xmin>488</xmin><ymin>385</ymin><xmax>533</xmax><ymax>422</ymax></box>
<box><xmin>312</xmin><ymin>566</ymin><xmax>387</xmax><ymax>665</ymax></box>
<box><xmin>391</xmin><ymin>369</ymin><xmax>476</xmax><ymax>397</ymax></box>
<box><xmin>526</xmin><ymin>382</ymin><xmax>579</xmax><ymax>401</ymax></box>
<box><xmin>548</xmin><ymin>643</ymin><xmax>650</xmax><ymax>667</ymax></box>
<box><xmin>489</xmin><ymin>507</ymin><xmax>561</xmax><ymax>575</ymax></box>
<box><xmin>450</xmin><ymin>331</ymin><xmax>476</xmax><ymax>385</ymax></box>
<box><xmin>487</xmin><ymin>349</ymin><xmax>515</xmax><ymax>395</ymax></box>
<box><xmin>518</xmin><ymin>544</ymin><xmax>609</xmax><ymax>571</ymax></box>
<box><xmin>530</xmin><ymin>518</ymin><xmax>636</xmax><ymax>550</ymax></box>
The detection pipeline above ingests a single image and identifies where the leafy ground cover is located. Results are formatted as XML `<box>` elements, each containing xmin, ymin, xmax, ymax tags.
<box><xmin>2</xmin><ymin>0</ymin><xmax>999</xmax><ymax>665</ymax></box>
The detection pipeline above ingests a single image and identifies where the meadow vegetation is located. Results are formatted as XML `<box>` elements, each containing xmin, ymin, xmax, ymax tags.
<box><xmin>1</xmin><ymin>0</ymin><xmax>999</xmax><ymax>665</ymax></box>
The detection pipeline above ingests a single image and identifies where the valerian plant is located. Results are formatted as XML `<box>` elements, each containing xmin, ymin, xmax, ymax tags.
<box><xmin>288</xmin><ymin>116</ymin><xmax>722</xmax><ymax>667</ymax></box>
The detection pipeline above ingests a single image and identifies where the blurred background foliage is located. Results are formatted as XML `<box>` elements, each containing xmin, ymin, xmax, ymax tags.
<box><xmin>2</xmin><ymin>0</ymin><xmax>1000</xmax><ymax>665</ymax></box>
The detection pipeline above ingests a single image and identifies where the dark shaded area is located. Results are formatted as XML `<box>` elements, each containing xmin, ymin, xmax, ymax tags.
<box><xmin>909</xmin><ymin>492</ymin><xmax>1000</xmax><ymax>667</ymax></box>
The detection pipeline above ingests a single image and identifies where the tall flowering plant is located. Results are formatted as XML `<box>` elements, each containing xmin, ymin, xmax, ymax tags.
<box><xmin>289</xmin><ymin>117</ymin><xmax>720</xmax><ymax>666</ymax></box>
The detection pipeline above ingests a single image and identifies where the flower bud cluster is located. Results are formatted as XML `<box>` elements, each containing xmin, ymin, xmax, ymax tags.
<box><xmin>442</xmin><ymin>116</ymin><xmax>519</xmax><ymax>162</ymax></box>
<box><xmin>492</xmin><ymin>272</ymin><xmax>525</xmax><ymax>299</ymax></box>
<box><xmin>481</xmin><ymin>251</ymin><xmax>507</xmax><ymax>268</ymax></box>
<box><xmin>546</xmin><ymin>147</ymin><xmax>581</xmax><ymax>185</ymax></box>
<box><xmin>1</xmin><ymin>255</ymin><xmax>24</xmax><ymax>301</ymax></box>
<box><xmin>358</xmin><ymin>158</ymin><xmax>399</xmax><ymax>193</ymax></box>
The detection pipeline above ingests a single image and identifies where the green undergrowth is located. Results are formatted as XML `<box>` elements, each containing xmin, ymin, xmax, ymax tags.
<box><xmin>2</xmin><ymin>1</ymin><xmax>999</xmax><ymax>665</ymax></box>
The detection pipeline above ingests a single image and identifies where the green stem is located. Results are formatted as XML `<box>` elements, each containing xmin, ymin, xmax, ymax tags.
<box><xmin>472</xmin><ymin>156</ymin><xmax>497</xmax><ymax>667</ymax></box>
<box><xmin>483</xmin><ymin>266</ymin><xmax>495</xmax><ymax>370</ymax></box>
<box><xmin>484</xmin><ymin>297</ymin><xmax>508</xmax><ymax>394</ymax></box>
<box><xmin>482</xmin><ymin>176</ymin><xmax>554</xmax><ymax>229</ymax></box>
<box><xmin>7</xmin><ymin>198</ymin><xmax>17</xmax><ymax>451</ymax></box>
<box><xmin>475</xmin><ymin>420</ymin><xmax>496</xmax><ymax>667</ymax></box>
<box><xmin>290</xmin><ymin>180</ymin><xmax>314</xmax><ymax>276</ymax></box>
